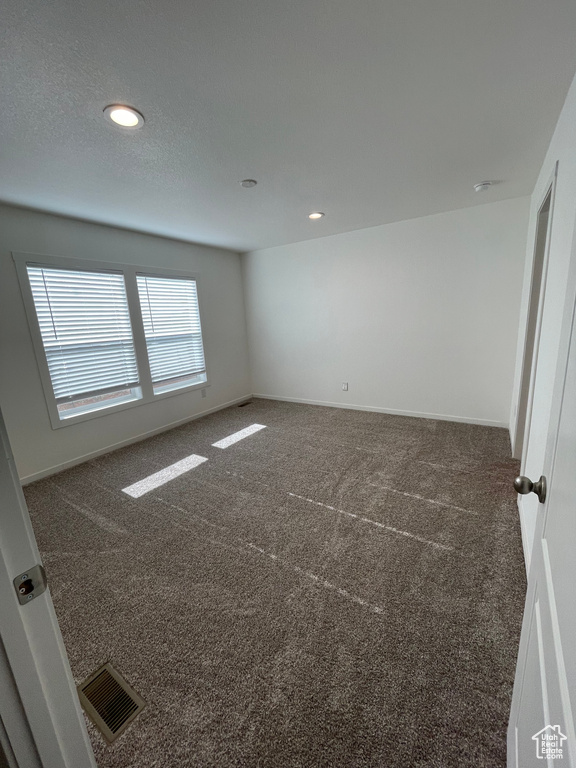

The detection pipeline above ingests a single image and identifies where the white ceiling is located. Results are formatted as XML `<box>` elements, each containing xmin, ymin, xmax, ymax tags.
<box><xmin>1</xmin><ymin>0</ymin><xmax>576</xmax><ymax>252</ymax></box>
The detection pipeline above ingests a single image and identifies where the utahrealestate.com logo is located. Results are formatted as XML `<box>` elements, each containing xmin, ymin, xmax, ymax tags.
<box><xmin>532</xmin><ymin>725</ymin><xmax>567</xmax><ymax>760</ymax></box>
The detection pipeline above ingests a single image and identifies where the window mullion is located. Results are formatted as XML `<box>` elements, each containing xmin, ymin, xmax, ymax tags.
<box><xmin>123</xmin><ymin>268</ymin><xmax>154</xmax><ymax>401</ymax></box>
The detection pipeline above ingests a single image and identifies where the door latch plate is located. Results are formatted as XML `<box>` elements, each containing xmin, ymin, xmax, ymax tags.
<box><xmin>13</xmin><ymin>564</ymin><xmax>47</xmax><ymax>604</ymax></box>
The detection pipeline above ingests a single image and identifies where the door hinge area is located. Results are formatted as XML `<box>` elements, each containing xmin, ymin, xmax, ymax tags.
<box><xmin>13</xmin><ymin>565</ymin><xmax>47</xmax><ymax>605</ymax></box>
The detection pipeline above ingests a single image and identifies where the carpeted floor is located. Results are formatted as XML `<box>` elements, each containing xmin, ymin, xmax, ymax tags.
<box><xmin>24</xmin><ymin>399</ymin><xmax>526</xmax><ymax>768</ymax></box>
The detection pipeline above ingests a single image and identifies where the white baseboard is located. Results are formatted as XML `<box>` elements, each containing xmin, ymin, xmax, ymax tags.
<box><xmin>252</xmin><ymin>393</ymin><xmax>508</xmax><ymax>429</ymax></box>
<box><xmin>20</xmin><ymin>394</ymin><xmax>252</xmax><ymax>485</ymax></box>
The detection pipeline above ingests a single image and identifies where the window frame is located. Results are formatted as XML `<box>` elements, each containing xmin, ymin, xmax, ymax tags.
<box><xmin>13</xmin><ymin>252</ymin><xmax>210</xmax><ymax>430</ymax></box>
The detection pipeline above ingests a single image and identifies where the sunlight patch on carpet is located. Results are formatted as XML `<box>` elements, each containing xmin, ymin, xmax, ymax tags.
<box><xmin>212</xmin><ymin>424</ymin><xmax>267</xmax><ymax>448</ymax></box>
<box><xmin>122</xmin><ymin>454</ymin><xmax>208</xmax><ymax>497</ymax></box>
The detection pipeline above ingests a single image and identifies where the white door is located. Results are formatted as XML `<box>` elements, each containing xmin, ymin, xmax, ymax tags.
<box><xmin>0</xmin><ymin>408</ymin><xmax>96</xmax><ymax>768</ymax></box>
<box><xmin>508</xmin><ymin>238</ymin><xmax>576</xmax><ymax>765</ymax></box>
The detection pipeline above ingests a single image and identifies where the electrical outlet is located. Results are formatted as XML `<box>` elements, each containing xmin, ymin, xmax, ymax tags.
<box><xmin>201</xmin><ymin>388</ymin><xmax>207</xmax><ymax>398</ymax></box>
<box><xmin>342</xmin><ymin>382</ymin><xmax>348</xmax><ymax>391</ymax></box>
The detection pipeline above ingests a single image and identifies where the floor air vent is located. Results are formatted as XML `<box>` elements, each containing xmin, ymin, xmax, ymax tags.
<box><xmin>238</xmin><ymin>401</ymin><xmax>252</xmax><ymax>407</ymax></box>
<box><xmin>78</xmin><ymin>662</ymin><xmax>146</xmax><ymax>743</ymax></box>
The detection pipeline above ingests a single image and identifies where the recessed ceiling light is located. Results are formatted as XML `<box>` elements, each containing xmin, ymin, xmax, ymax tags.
<box><xmin>240</xmin><ymin>179</ymin><xmax>257</xmax><ymax>188</ymax></box>
<box><xmin>473</xmin><ymin>181</ymin><xmax>493</xmax><ymax>193</ymax></box>
<box><xmin>309</xmin><ymin>212</ymin><xmax>325</xmax><ymax>219</ymax></box>
<box><xmin>103</xmin><ymin>105</ymin><xmax>144</xmax><ymax>129</ymax></box>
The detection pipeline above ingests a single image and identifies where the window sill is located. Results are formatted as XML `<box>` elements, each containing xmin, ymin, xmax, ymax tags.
<box><xmin>48</xmin><ymin>380</ymin><xmax>210</xmax><ymax>430</ymax></box>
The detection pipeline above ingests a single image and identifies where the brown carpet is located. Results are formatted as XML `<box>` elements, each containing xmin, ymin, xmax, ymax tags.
<box><xmin>24</xmin><ymin>398</ymin><xmax>526</xmax><ymax>768</ymax></box>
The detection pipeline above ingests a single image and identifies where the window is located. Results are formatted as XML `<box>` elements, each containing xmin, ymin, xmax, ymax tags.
<box><xmin>26</xmin><ymin>266</ymin><xmax>141</xmax><ymax>419</ymax></box>
<box><xmin>136</xmin><ymin>275</ymin><xmax>206</xmax><ymax>395</ymax></box>
<box><xmin>15</xmin><ymin>254</ymin><xmax>208</xmax><ymax>428</ymax></box>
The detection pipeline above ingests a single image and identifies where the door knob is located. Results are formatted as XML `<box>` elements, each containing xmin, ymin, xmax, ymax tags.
<box><xmin>514</xmin><ymin>475</ymin><xmax>547</xmax><ymax>504</ymax></box>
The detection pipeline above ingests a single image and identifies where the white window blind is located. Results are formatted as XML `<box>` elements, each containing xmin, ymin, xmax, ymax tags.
<box><xmin>26</xmin><ymin>265</ymin><xmax>140</xmax><ymax>407</ymax></box>
<box><xmin>136</xmin><ymin>274</ymin><xmax>206</xmax><ymax>393</ymax></box>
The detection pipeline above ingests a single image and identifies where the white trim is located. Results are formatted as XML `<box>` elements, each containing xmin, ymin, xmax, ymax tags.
<box><xmin>0</xmin><ymin>637</ymin><xmax>37</xmax><ymax>768</ymax></box>
<box><xmin>512</xmin><ymin>162</ymin><xmax>558</xmax><ymax>460</ymax></box>
<box><xmin>252</xmin><ymin>393</ymin><xmax>508</xmax><ymax>428</ymax></box>
<box><xmin>542</xmin><ymin>539</ymin><xmax>576</xmax><ymax>763</ymax></box>
<box><xmin>517</xmin><ymin>495</ymin><xmax>531</xmax><ymax>576</ymax></box>
<box><xmin>0</xmin><ymin>723</ymin><xmax>18</xmax><ymax>768</ymax></box>
<box><xmin>20</xmin><ymin>395</ymin><xmax>252</xmax><ymax>484</ymax></box>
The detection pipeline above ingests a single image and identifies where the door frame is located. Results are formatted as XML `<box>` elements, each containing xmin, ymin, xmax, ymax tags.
<box><xmin>0</xmin><ymin>408</ymin><xmax>96</xmax><ymax>768</ymax></box>
<box><xmin>512</xmin><ymin>162</ymin><xmax>558</xmax><ymax>463</ymax></box>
